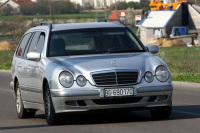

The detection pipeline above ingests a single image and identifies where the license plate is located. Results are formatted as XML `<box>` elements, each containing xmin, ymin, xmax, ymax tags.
<box><xmin>104</xmin><ymin>88</ymin><xmax>134</xmax><ymax>97</ymax></box>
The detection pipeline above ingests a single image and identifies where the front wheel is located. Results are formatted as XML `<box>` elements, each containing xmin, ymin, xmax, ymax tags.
<box><xmin>150</xmin><ymin>106</ymin><xmax>172</xmax><ymax>119</ymax></box>
<box><xmin>15</xmin><ymin>81</ymin><xmax>35</xmax><ymax>118</ymax></box>
<box><xmin>44</xmin><ymin>83</ymin><xmax>64</xmax><ymax>125</ymax></box>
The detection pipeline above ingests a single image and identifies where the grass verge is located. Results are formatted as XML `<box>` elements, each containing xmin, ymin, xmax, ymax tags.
<box><xmin>0</xmin><ymin>12</ymin><xmax>110</xmax><ymax>21</ymax></box>
<box><xmin>0</xmin><ymin>51</ymin><xmax>15</xmax><ymax>70</ymax></box>
<box><xmin>158</xmin><ymin>46</ymin><xmax>200</xmax><ymax>83</ymax></box>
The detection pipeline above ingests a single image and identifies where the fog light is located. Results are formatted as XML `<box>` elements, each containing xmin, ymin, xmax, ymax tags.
<box><xmin>65</xmin><ymin>101</ymin><xmax>77</xmax><ymax>106</ymax></box>
<box><xmin>157</xmin><ymin>95</ymin><xmax>168</xmax><ymax>101</ymax></box>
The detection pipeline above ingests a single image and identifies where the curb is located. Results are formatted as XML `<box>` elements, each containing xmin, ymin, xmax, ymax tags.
<box><xmin>0</xmin><ymin>70</ymin><xmax>11</xmax><ymax>72</ymax></box>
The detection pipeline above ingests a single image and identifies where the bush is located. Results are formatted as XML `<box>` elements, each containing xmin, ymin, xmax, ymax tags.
<box><xmin>0</xmin><ymin>5</ymin><xmax>15</xmax><ymax>16</ymax></box>
<box><xmin>20</xmin><ymin>5</ymin><xmax>36</xmax><ymax>15</ymax></box>
<box><xmin>0</xmin><ymin>15</ymin><xmax>33</xmax><ymax>43</ymax></box>
<box><xmin>0</xmin><ymin>50</ymin><xmax>15</xmax><ymax>70</ymax></box>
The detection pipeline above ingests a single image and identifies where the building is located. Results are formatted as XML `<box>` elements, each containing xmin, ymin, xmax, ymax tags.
<box><xmin>0</xmin><ymin>0</ymin><xmax>34</xmax><ymax>13</ymax></box>
<box><xmin>140</xmin><ymin>4</ymin><xmax>182</xmax><ymax>41</ymax></box>
<box><xmin>2</xmin><ymin>0</ymin><xmax>34</xmax><ymax>9</ymax></box>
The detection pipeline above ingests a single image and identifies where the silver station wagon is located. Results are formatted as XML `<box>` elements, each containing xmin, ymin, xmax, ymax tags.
<box><xmin>10</xmin><ymin>20</ymin><xmax>173</xmax><ymax>125</ymax></box>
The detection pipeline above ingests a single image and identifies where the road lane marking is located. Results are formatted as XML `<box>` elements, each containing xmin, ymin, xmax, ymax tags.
<box><xmin>0</xmin><ymin>88</ymin><xmax>12</xmax><ymax>92</ymax></box>
<box><xmin>173</xmin><ymin>110</ymin><xmax>200</xmax><ymax>117</ymax></box>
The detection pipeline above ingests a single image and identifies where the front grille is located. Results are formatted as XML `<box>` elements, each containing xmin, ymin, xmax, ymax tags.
<box><xmin>92</xmin><ymin>97</ymin><xmax>143</xmax><ymax>105</ymax></box>
<box><xmin>92</xmin><ymin>70</ymin><xmax>139</xmax><ymax>86</ymax></box>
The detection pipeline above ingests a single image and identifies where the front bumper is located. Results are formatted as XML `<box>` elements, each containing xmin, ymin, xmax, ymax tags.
<box><xmin>50</xmin><ymin>84</ymin><xmax>173</xmax><ymax>113</ymax></box>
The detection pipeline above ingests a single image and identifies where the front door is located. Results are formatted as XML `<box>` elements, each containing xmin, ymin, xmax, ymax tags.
<box><xmin>21</xmin><ymin>31</ymin><xmax>45</xmax><ymax>104</ymax></box>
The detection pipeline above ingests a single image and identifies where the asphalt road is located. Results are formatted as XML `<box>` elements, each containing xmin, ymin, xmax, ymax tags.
<box><xmin>0</xmin><ymin>71</ymin><xmax>200</xmax><ymax>133</ymax></box>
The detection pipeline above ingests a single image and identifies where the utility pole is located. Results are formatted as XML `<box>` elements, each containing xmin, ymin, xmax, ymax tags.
<box><xmin>115</xmin><ymin>0</ymin><xmax>117</xmax><ymax>19</ymax></box>
<box><xmin>105</xmin><ymin>8</ymin><xmax>107</xmax><ymax>18</ymax></box>
<box><xmin>82</xmin><ymin>0</ymin><xmax>83</xmax><ymax>13</ymax></box>
<box><xmin>104</xmin><ymin>0</ymin><xmax>107</xmax><ymax>18</ymax></box>
<box><xmin>48</xmin><ymin>0</ymin><xmax>52</xmax><ymax>20</ymax></box>
<box><xmin>96</xmin><ymin>0</ymin><xmax>98</xmax><ymax>21</ymax></box>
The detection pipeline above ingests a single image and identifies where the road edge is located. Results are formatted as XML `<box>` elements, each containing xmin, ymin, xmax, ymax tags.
<box><xmin>0</xmin><ymin>70</ymin><xmax>11</xmax><ymax>72</ymax></box>
<box><xmin>172</xmin><ymin>81</ymin><xmax>200</xmax><ymax>87</ymax></box>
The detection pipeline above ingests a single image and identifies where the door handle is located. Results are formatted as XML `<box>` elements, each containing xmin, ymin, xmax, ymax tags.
<box><xmin>27</xmin><ymin>65</ymin><xmax>33</xmax><ymax>71</ymax></box>
<box><xmin>27</xmin><ymin>66</ymin><xmax>31</xmax><ymax>71</ymax></box>
<box><xmin>17</xmin><ymin>63</ymin><xmax>22</xmax><ymax>68</ymax></box>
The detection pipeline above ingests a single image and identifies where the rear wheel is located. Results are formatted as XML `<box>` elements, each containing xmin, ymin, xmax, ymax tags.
<box><xmin>15</xmin><ymin>81</ymin><xmax>35</xmax><ymax>118</ymax></box>
<box><xmin>150</xmin><ymin>105</ymin><xmax>172</xmax><ymax>119</ymax></box>
<box><xmin>44</xmin><ymin>83</ymin><xmax>64</xmax><ymax>125</ymax></box>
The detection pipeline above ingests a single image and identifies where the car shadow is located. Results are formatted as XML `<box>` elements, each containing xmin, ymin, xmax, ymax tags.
<box><xmin>37</xmin><ymin>104</ymin><xmax>200</xmax><ymax>125</ymax></box>
<box><xmin>0</xmin><ymin>125</ymin><xmax>48</xmax><ymax>130</ymax></box>
<box><xmin>0</xmin><ymin>105</ymin><xmax>200</xmax><ymax>130</ymax></box>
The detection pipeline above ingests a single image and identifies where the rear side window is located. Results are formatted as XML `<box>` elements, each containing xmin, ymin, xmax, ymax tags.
<box><xmin>17</xmin><ymin>33</ymin><xmax>32</xmax><ymax>57</ymax></box>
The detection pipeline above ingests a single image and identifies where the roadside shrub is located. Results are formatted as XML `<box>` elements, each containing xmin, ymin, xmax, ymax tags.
<box><xmin>0</xmin><ymin>50</ymin><xmax>15</xmax><ymax>70</ymax></box>
<box><xmin>0</xmin><ymin>15</ymin><xmax>34</xmax><ymax>44</ymax></box>
<box><xmin>0</xmin><ymin>5</ymin><xmax>15</xmax><ymax>16</ymax></box>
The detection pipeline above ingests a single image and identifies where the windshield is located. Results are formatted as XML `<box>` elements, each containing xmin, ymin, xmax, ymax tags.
<box><xmin>48</xmin><ymin>28</ymin><xmax>145</xmax><ymax>57</ymax></box>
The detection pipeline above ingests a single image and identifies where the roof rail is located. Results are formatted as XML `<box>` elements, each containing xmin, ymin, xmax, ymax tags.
<box><xmin>98</xmin><ymin>19</ymin><xmax>126</xmax><ymax>26</ymax></box>
<box><xmin>34</xmin><ymin>22</ymin><xmax>52</xmax><ymax>30</ymax></box>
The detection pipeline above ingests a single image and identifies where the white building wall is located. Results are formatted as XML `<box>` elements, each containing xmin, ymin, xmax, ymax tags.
<box><xmin>126</xmin><ymin>0</ymin><xmax>140</xmax><ymax>3</ymax></box>
<box><xmin>71</xmin><ymin>0</ymin><xmax>83</xmax><ymax>6</ymax></box>
<box><xmin>7</xmin><ymin>1</ymin><xmax>19</xmax><ymax>9</ymax></box>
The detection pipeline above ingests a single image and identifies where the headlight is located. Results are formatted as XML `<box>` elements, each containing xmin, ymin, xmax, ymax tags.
<box><xmin>59</xmin><ymin>71</ymin><xmax>74</xmax><ymax>88</ymax></box>
<box><xmin>76</xmin><ymin>75</ymin><xmax>87</xmax><ymax>87</ymax></box>
<box><xmin>155</xmin><ymin>65</ymin><xmax>169</xmax><ymax>82</ymax></box>
<box><xmin>144</xmin><ymin>72</ymin><xmax>154</xmax><ymax>83</ymax></box>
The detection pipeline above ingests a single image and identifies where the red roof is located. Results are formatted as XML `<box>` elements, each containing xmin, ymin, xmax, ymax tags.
<box><xmin>12</xmin><ymin>0</ymin><xmax>34</xmax><ymax>6</ymax></box>
<box><xmin>109</xmin><ymin>10</ymin><xmax>128</xmax><ymax>20</ymax></box>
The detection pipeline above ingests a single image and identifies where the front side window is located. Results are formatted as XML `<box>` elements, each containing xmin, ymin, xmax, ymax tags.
<box><xmin>27</xmin><ymin>32</ymin><xmax>45</xmax><ymax>54</ymax></box>
<box><xmin>28</xmin><ymin>32</ymin><xmax>41</xmax><ymax>53</ymax></box>
<box><xmin>36</xmin><ymin>33</ymin><xmax>45</xmax><ymax>52</ymax></box>
<box><xmin>49</xmin><ymin>28</ymin><xmax>145</xmax><ymax>57</ymax></box>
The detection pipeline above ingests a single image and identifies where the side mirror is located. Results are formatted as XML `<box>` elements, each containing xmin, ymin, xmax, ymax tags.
<box><xmin>146</xmin><ymin>45</ymin><xmax>159</xmax><ymax>54</ymax></box>
<box><xmin>27</xmin><ymin>52</ymin><xmax>41</xmax><ymax>61</ymax></box>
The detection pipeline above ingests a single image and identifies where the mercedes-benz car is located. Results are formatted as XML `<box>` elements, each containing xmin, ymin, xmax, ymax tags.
<box><xmin>10</xmin><ymin>20</ymin><xmax>173</xmax><ymax>125</ymax></box>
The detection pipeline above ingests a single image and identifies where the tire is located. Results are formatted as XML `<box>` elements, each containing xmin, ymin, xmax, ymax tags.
<box><xmin>150</xmin><ymin>105</ymin><xmax>172</xmax><ymax>119</ymax></box>
<box><xmin>15</xmin><ymin>81</ymin><xmax>35</xmax><ymax>118</ymax></box>
<box><xmin>44</xmin><ymin>83</ymin><xmax>64</xmax><ymax>125</ymax></box>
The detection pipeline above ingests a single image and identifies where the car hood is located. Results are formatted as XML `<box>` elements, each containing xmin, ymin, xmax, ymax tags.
<box><xmin>49</xmin><ymin>52</ymin><xmax>162</xmax><ymax>84</ymax></box>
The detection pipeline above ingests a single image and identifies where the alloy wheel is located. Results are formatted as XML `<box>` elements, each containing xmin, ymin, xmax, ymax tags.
<box><xmin>46</xmin><ymin>88</ymin><xmax>51</xmax><ymax>119</ymax></box>
<box><xmin>16</xmin><ymin>85</ymin><xmax>21</xmax><ymax>114</ymax></box>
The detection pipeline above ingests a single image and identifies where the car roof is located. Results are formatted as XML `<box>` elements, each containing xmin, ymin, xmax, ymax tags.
<box><xmin>29</xmin><ymin>22</ymin><xmax>126</xmax><ymax>32</ymax></box>
<box><xmin>52</xmin><ymin>22</ymin><xmax>125</xmax><ymax>31</ymax></box>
